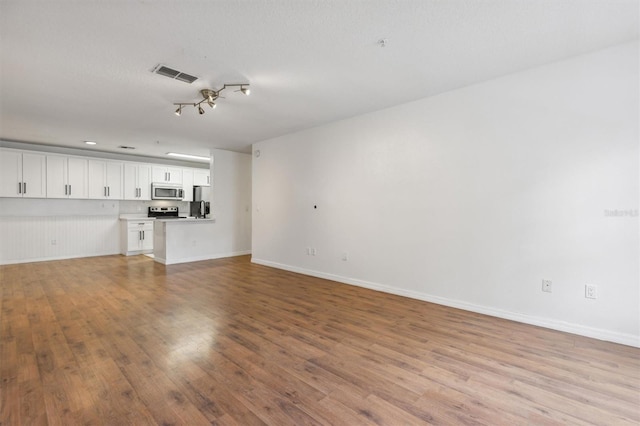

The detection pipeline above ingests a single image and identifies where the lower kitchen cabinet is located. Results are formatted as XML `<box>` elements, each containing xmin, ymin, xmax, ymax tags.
<box><xmin>120</xmin><ymin>220</ymin><xmax>154</xmax><ymax>255</ymax></box>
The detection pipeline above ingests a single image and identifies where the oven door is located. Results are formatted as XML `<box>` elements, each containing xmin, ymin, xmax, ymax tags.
<box><xmin>151</xmin><ymin>184</ymin><xmax>184</xmax><ymax>200</ymax></box>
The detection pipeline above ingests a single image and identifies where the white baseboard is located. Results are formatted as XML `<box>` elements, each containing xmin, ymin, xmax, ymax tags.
<box><xmin>251</xmin><ymin>258</ymin><xmax>640</xmax><ymax>348</ymax></box>
<box><xmin>155</xmin><ymin>250</ymin><xmax>252</xmax><ymax>265</ymax></box>
<box><xmin>0</xmin><ymin>251</ymin><xmax>120</xmax><ymax>265</ymax></box>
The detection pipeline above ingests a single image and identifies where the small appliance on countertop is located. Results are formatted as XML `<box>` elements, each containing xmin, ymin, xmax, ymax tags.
<box><xmin>189</xmin><ymin>186</ymin><xmax>210</xmax><ymax>219</ymax></box>
<box><xmin>148</xmin><ymin>206</ymin><xmax>186</xmax><ymax>219</ymax></box>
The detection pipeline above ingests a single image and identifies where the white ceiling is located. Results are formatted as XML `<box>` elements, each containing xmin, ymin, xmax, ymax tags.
<box><xmin>1</xmin><ymin>0</ymin><xmax>638</xmax><ymax>159</ymax></box>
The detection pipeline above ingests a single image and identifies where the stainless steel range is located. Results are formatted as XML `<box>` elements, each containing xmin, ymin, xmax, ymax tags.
<box><xmin>148</xmin><ymin>206</ymin><xmax>186</xmax><ymax>219</ymax></box>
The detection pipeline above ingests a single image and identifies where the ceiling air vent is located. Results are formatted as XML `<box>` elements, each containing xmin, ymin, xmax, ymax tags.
<box><xmin>152</xmin><ymin>64</ymin><xmax>198</xmax><ymax>84</ymax></box>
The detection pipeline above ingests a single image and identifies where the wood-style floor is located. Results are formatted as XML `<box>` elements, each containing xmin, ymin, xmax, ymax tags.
<box><xmin>1</xmin><ymin>255</ymin><xmax>638</xmax><ymax>425</ymax></box>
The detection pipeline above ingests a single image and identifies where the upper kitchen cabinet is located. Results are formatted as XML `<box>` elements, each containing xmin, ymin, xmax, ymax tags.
<box><xmin>152</xmin><ymin>166</ymin><xmax>182</xmax><ymax>184</ymax></box>
<box><xmin>88</xmin><ymin>159</ymin><xmax>123</xmax><ymax>199</ymax></box>
<box><xmin>46</xmin><ymin>154</ymin><xmax>88</xmax><ymax>199</ymax></box>
<box><xmin>182</xmin><ymin>169</ymin><xmax>194</xmax><ymax>202</ymax></box>
<box><xmin>193</xmin><ymin>168</ymin><xmax>211</xmax><ymax>186</ymax></box>
<box><xmin>123</xmin><ymin>163</ymin><xmax>151</xmax><ymax>200</ymax></box>
<box><xmin>0</xmin><ymin>149</ymin><xmax>46</xmax><ymax>198</ymax></box>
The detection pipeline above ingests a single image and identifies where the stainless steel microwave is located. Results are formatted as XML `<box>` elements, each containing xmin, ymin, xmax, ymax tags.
<box><xmin>151</xmin><ymin>183</ymin><xmax>184</xmax><ymax>200</ymax></box>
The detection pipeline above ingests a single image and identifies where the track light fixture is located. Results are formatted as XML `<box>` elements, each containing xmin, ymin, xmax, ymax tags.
<box><xmin>173</xmin><ymin>83</ymin><xmax>250</xmax><ymax>116</ymax></box>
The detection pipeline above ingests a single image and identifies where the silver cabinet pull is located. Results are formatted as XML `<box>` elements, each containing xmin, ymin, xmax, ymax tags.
<box><xmin>64</xmin><ymin>184</ymin><xmax>68</xmax><ymax>195</ymax></box>
<box><xmin>104</xmin><ymin>186</ymin><xmax>107</xmax><ymax>196</ymax></box>
<box><xmin>23</xmin><ymin>182</ymin><xmax>26</xmax><ymax>194</ymax></box>
<box><xmin>107</xmin><ymin>186</ymin><xmax>110</xmax><ymax>196</ymax></box>
<box><xmin>18</xmin><ymin>182</ymin><xmax>22</xmax><ymax>194</ymax></box>
<box><xmin>69</xmin><ymin>184</ymin><xmax>71</xmax><ymax>195</ymax></box>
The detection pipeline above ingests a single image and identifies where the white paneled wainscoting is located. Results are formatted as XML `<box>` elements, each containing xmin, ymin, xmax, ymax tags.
<box><xmin>0</xmin><ymin>215</ymin><xmax>120</xmax><ymax>264</ymax></box>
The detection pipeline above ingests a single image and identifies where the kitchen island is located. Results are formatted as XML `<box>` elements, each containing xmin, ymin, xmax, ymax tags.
<box><xmin>153</xmin><ymin>217</ymin><xmax>217</xmax><ymax>265</ymax></box>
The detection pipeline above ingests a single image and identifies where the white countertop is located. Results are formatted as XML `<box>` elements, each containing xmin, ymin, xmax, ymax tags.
<box><xmin>154</xmin><ymin>217</ymin><xmax>215</xmax><ymax>223</ymax></box>
<box><xmin>119</xmin><ymin>214</ymin><xmax>214</xmax><ymax>222</ymax></box>
<box><xmin>119</xmin><ymin>214</ymin><xmax>155</xmax><ymax>221</ymax></box>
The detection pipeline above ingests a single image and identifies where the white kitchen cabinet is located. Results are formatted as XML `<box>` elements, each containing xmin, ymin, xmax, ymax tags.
<box><xmin>88</xmin><ymin>160</ymin><xmax>123</xmax><ymax>199</ymax></box>
<box><xmin>120</xmin><ymin>220</ymin><xmax>154</xmax><ymax>255</ymax></box>
<box><xmin>193</xmin><ymin>168</ymin><xmax>210</xmax><ymax>186</ymax></box>
<box><xmin>46</xmin><ymin>154</ymin><xmax>88</xmax><ymax>198</ymax></box>
<box><xmin>152</xmin><ymin>166</ymin><xmax>182</xmax><ymax>184</ymax></box>
<box><xmin>182</xmin><ymin>169</ymin><xmax>194</xmax><ymax>202</ymax></box>
<box><xmin>0</xmin><ymin>149</ymin><xmax>46</xmax><ymax>198</ymax></box>
<box><xmin>123</xmin><ymin>163</ymin><xmax>151</xmax><ymax>200</ymax></box>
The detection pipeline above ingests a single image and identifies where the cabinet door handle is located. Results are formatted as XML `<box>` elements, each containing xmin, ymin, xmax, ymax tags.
<box><xmin>64</xmin><ymin>184</ymin><xmax>67</xmax><ymax>195</ymax></box>
<box><xmin>104</xmin><ymin>186</ymin><xmax>107</xmax><ymax>196</ymax></box>
<box><xmin>18</xmin><ymin>182</ymin><xmax>22</xmax><ymax>194</ymax></box>
<box><xmin>107</xmin><ymin>186</ymin><xmax>110</xmax><ymax>196</ymax></box>
<box><xmin>142</xmin><ymin>230</ymin><xmax>145</xmax><ymax>240</ymax></box>
<box><xmin>69</xmin><ymin>184</ymin><xmax>71</xmax><ymax>195</ymax></box>
<box><xmin>23</xmin><ymin>182</ymin><xmax>26</xmax><ymax>194</ymax></box>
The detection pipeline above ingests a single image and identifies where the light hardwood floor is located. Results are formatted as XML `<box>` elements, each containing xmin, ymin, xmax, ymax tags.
<box><xmin>1</xmin><ymin>254</ymin><xmax>638</xmax><ymax>425</ymax></box>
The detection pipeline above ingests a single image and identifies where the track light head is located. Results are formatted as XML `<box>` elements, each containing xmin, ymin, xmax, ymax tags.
<box><xmin>198</xmin><ymin>105</ymin><xmax>205</xmax><ymax>115</ymax></box>
<box><xmin>241</xmin><ymin>86</ymin><xmax>250</xmax><ymax>95</ymax></box>
<box><xmin>208</xmin><ymin>100</ymin><xmax>216</xmax><ymax>109</ymax></box>
<box><xmin>174</xmin><ymin>106</ymin><xmax>182</xmax><ymax>116</ymax></box>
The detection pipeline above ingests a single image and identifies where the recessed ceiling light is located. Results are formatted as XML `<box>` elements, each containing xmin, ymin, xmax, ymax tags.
<box><xmin>84</xmin><ymin>141</ymin><xmax>97</xmax><ymax>145</ymax></box>
<box><xmin>166</xmin><ymin>152</ymin><xmax>210</xmax><ymax>162</ymax></box>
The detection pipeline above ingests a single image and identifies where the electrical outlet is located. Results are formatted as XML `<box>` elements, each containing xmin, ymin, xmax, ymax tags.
<box><xmin>585</xmin><ymin>284</ymin><xmax>597</xmax><ymax>299</ymax></box>
<box><xmin>306</xmin><ymin>247</ymin><xmax>312</xmax><ymax>255</ymax></box>
<box><xmin>311</xmin><ymin>248</ymin><xmax>317</xmax><ymax>256</ymax></box>
<box><xmin>542</xmin><ymin>279</ymin><xmax>552</xmax><ymax>293</ymax></box>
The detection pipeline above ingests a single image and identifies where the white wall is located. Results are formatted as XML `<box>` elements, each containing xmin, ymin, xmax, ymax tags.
<box><xmin>252</xmin><ymin>41</ymin><xmax>639</xmax><ymax>347</ymax></box>
<box><xmin>208</xmin><ymin>149</ymin><xmax>252</xmax><ymax>256</ymax></box>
